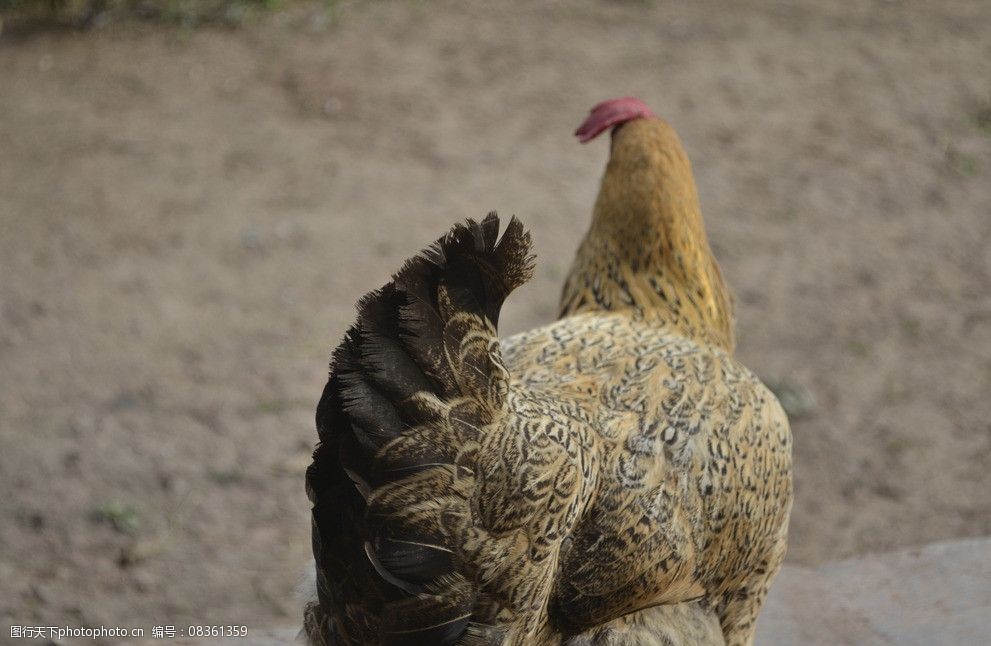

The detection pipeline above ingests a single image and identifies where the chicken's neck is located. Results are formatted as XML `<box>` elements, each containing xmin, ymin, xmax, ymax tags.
<box><xmin>560</xmin><ymin>119</ymin><xmax>735</xmax><ymax>352</ymax></box>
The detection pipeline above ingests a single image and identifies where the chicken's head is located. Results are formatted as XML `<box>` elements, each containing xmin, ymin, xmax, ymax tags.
<box><xmin>574</xmin><ymin>97</ymin><xmax>655</xmax><ymax>143</ymax></box>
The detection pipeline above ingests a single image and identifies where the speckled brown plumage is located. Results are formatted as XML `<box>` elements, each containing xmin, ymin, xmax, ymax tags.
<box><xmin>560</xmin><ymin>117</ymin><xmax>736</xmax><ymax>353</ymax></box>
<box><xmin>305</xmin><ymin>107</ymin><xmax>792</xmax><ymax>646</ymax></box>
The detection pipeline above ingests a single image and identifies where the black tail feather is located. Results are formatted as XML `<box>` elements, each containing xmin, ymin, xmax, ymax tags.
<box><xmin>307</xmin><ymin>213</ymin><xmax>534</xmax><ymax>645</ymax></box>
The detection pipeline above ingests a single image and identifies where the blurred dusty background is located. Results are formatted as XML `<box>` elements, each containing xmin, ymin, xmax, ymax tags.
<box><xmin>1</xmin><ymin>0</ymin><xmax>990</xmax><ymax>641</ymax></box>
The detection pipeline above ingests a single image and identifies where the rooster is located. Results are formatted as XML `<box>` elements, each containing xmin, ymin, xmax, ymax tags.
<box><xmin>304</xmin><ymin>97</ymin><xmax>792</xmax><ymax>646</ymax></box>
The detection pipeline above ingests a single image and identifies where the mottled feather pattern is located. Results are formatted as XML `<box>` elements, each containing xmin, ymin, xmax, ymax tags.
<box><xmin>307</xmin><ymin>111</ymin><xmax>792</xmax><ymax>646</ymax></box>
<box><xmin>307</xmin><ymin>214</ymin><xmax>545</xmax><ymax>645</ymax></box>
<box><xmin>501</xmin><ymin>313</ymin><xmax>791</xmax><ymax>642</ymax></box>
<box><xmin>560</xmin><ymin>119</ymin><xmax>736</xmax><ymax>353</ymax></box>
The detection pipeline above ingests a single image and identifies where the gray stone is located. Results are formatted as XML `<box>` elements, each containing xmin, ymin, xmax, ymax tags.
<box><xmin>758</xmin><ymin>538</ymin><xmax>991</xmax><ymax>645</ymax></box>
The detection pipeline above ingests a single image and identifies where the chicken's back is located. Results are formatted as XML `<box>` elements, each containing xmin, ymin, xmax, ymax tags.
<box><xmin>502</xmin><ymin>312</ymin><xmax>792</xmax><ymax>645</ymax></box>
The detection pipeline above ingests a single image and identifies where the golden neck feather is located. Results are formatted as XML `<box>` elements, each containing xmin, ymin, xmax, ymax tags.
<box><xmin>560</xmin><ymin>118</ymin><xmax>735</xmax><ymax>352</ymax></box>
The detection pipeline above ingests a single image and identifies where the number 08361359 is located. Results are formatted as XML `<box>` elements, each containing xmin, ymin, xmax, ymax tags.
<box><xmin>185</xmin><ymin>626</ymin><xmax>248</xmax><ymax>638</ymax></box>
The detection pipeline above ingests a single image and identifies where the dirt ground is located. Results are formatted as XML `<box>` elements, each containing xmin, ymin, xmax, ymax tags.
<box><xmin>1</xmin><ymin>0</ymin><xmax>990</xmax><ymax>641</ymax></box>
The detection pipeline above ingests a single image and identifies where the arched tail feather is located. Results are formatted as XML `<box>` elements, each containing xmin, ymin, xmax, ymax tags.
<box><xmin>307</xmin><ymin>213</ymin><xmax>534</xmax><ymax>645</ymax></box>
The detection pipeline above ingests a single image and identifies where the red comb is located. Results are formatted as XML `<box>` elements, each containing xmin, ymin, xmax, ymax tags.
<box><xmin>574</xmin><ymin>97</ymin><xmax>655</xmax><ymax>143</ymax></box>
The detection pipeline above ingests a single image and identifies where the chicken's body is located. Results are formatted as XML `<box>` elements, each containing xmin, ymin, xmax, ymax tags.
<box><xmin>502</xmin><ymin>312</ymin><xmax>789</xmax><ymax>643</ymax></box>
<box><xmin>305</xmin><ymin>99</ymin><xmax>792</xmax><ymax>646</ymax></box>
